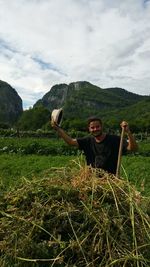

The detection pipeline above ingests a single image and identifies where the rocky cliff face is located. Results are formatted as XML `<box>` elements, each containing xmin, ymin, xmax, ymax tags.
<box><xmin>34</xmin><ymin>83</ymin><xmax>68</xmax><ymax>111</ymax></box>
<box><xmin>34</xmin><ymin>81</ymin><xmax>102</xmax><ymax>112</ymax></box>
<box><xmin>0</xmin><ymin>80</ymin><xmax>23</xmax><ymax>125</ymax></box>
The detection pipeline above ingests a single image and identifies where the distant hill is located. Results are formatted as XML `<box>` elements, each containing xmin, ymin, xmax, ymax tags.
<box><xmin>0</xmin><ymin>80</ymin><xmax>23</xmax><ymax>126</ymax></box>
<box><xmin>34</xmin><ymin>81</ymin><xmax>149</xmax><ymax>120</ymax></box>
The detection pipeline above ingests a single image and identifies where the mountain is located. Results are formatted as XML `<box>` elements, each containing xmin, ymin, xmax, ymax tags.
<box><xmin>0</xmin><ymin>80</ymin><xmax>23</xmax><ymax>126</ymax></box>
<box><xmin>34</xmin><ymin>81</ymin><xmax>149</xmax><ymax>120</ymax></box>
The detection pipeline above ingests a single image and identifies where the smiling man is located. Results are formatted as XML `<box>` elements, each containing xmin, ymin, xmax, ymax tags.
<box><xmin>51</xmin><ymin>116</ymin><xmax>138</xmax><ymax>175</ymax></box>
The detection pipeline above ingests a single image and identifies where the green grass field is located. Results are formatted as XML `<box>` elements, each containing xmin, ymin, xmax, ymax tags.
<box><xmin>121</xmin><ymin>155</ymin><xmax>150</xmax><ymax>196</ymax></box>
<box><xmin>0</xmin><ymin>154</ymin><xmax>76</xmax><ymax>189</ymax></box>
<box><xmin>0</xmin><ymin>138</ymin><xmax>149</xmax><ymax>194</ymax></box>
<box><xmin>0</xmin><ymin>152</ymin><xmax>149</xmax><ymax>196</ymax></box>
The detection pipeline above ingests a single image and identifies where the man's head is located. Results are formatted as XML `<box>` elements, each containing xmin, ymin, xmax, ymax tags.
<box><xmin>87</xmin><ymin>117</ymin><xmax>103</xmax><ymax>137</ymax></box>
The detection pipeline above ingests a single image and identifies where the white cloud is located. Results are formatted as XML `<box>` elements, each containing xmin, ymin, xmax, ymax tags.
<box><xmin>0</xmin><ymin>0</ymin><xmax>150</xmax><ymax>109</ymax></box>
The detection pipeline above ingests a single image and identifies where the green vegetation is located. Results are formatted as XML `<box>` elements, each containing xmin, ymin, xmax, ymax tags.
<box><xmin>102</xmin><ymin>98</ymin><xmax>150</xmax><ymax>132</ymax></box>
<box><xmin>0</xmin><ymin>137</ymin><xmax>78</xmax><ymax>155</ymax></box>
<box><xmin>17</xmin><ymin>106</ymin><xmax>50</xmax><ymax>131</ymax></box>
<box><xmin>0</xmin><ymin>154</ymin><xmax>75</xmax><ymax>189</ymax></box>
<box><xmin>121</xmin><ymin>156</ymin><xmax>150</xmax><ymax>196</ymax></box>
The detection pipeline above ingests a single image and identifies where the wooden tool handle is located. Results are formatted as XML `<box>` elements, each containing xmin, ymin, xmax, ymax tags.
<box><xmin>116</xmin><ymin>127</ymin><xmax>125</xmax><ymax>178</ymax></box>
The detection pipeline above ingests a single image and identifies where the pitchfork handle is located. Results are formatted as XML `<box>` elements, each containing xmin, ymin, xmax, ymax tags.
<box><xmin>116</xmin><ymin>127</ymin><xmax>125</xmax><ymax>178</ymax></box>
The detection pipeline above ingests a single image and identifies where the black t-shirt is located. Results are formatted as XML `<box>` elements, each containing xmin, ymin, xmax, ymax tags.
<box><xmin>77</xmin><ymin>134</ymin><xmax>127</xmax><ymax>174</ymax></box>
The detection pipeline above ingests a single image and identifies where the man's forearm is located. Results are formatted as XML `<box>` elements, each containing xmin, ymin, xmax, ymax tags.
<box><xmin>55</xmin><ymin>126</ymin><xmax>78</xmax><ymax>146</ymax></box>
<box><xmin>126</xmin><ymin>131</ymin><xmax>138</xmax><ymax>151</ymax></box>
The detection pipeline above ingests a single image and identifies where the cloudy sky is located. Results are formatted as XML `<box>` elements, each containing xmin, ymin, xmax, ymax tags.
<box><xmin>0</xmin><ymin>0</ymin><xmax>150</xmax><ymax>109</ymax></box>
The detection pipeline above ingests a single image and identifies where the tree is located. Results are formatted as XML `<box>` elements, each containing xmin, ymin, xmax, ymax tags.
<box><xmin>17</xmin><ymin>106</ymin><xmax>50</xmax><ymax>130</ymax></box>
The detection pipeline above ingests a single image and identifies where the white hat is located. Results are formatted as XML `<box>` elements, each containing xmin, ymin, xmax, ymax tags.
<box><xmin>51</xmin><ymin>108</ymin><xmax>63</xmax><ymax>126</ymax></box>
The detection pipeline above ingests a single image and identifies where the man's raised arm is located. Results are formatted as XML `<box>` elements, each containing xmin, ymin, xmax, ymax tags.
<box><xmin>51</xmin><ymin>119</ymin><xmax>78</xmax><ymax>147</ymax></box>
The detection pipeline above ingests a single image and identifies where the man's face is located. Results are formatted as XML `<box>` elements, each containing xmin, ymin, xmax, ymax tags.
<box><xmin>88</xmin><ymin>120</ymin><xmax>103</xmax><ymax>137</ymax></box>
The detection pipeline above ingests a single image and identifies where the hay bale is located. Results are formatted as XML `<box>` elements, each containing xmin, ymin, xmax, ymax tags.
<box><xmin>0</xmin><ymin>166</ymin><xmax>150</xmax><ymax>267</ymax></box>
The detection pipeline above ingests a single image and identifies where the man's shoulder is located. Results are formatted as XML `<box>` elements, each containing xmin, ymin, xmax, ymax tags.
<box><xmin>77</xmin><ymin>135</ymin><xmax>93</xmax><ymax>141</ymax></box>
<box><xmin>77</xmin><ymin>135</ymin><xmax>94</xmax><ymax>147</ymax></box>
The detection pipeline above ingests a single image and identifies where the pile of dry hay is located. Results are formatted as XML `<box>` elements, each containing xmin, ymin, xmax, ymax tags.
<box><xmin>0</xmin><ymin>165</ymin><xmax>150</xmax><ymax>267</ymax></box>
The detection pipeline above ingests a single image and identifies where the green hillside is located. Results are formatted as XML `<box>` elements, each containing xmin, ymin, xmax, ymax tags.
<box><xmin>63</xmin><ymin>83</ymin><xmax>148</xmax><ymax>119</ymax></box>
<box><xmin>101</xmin><ymin>98</ymin><xmax>150</xmax><ymax>131</ymax></box>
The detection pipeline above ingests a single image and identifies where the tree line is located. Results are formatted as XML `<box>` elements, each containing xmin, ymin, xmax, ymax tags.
<box><xmin>0</xmin><ymin>105</ymin><xmax>149</xmax><ymax>134</ymax></box>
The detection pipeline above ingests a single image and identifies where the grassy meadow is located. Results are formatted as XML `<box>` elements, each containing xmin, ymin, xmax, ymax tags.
<box><xmin>0</xmin><ymin>154</ymin><xmax>76</xmax><ymax>189</ymax></box>
<box><xmin>0</xmin><ymin>137</ymin><xmax>149</xmax><ymax>196</ymax></box>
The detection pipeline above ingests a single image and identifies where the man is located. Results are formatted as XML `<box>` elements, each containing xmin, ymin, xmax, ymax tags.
<box><xmin>51</xmin><ymin>117</ymin><xmax>138</xmax><ymax>175</ymax></box>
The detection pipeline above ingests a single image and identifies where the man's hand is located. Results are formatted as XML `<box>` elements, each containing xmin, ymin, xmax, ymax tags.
<box><xmin>120</xmin><ymin>121</ymin><xmax>130</xmax><ymax>134</ymax></box>
<box><xmin>51</xmin><ymin>118</ymin><xmax>60</xmax><ymax>130</ymax></box>
<box><xmin>120</xmin><ymin>121</ymin><xmax>138</xmax><ymax>151</ymax></box>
